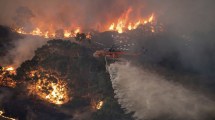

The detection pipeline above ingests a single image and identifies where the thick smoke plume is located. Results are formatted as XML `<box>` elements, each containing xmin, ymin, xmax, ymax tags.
<box><xmin>0</xmin><ymin>36</ymin><xmax>47</xmax><ymax>68</ymax></box>
<box><xmin>108</xmin><ymin>62</ymin><xmax>215</xmax><ymax>120</ymax></box>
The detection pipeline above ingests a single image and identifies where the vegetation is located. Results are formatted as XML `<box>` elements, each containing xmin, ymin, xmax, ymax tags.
<box><xmin>14</xmin><ymin>39</ymin><xmax>133</xmax><ymax>120</ymax></box>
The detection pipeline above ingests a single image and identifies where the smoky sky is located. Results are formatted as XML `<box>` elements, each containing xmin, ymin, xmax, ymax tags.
<box><xmin>0</xmin><ymin>0</ymin><xmax>215</xmax><ymax>33</ymax></box>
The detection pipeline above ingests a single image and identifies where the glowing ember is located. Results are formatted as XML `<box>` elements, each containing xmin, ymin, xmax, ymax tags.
<box><xmin>6</xmin><ymin>67</ymin><xmax>14</xmax><ymax>71</ymax></box>
<box><xmin>86</xmin><ymin>33</ymin><xmax>92</xmax><ymax>39</ymax></box>
<box><xmin>91</xmin><ymin>98</ymin><xmax>104</xmax><ymax>110</ymax></box>
<box><xmin>0</xmin><ymin>110</ymin><xmax>16</xmax><ymax>120</ymax></box>
<box><xmin>14</xmin><ymin>27</ymin><xmax>82</xmax><ymax>39</ymax></box>
<box><xmin>5</xmin><ymin>66</ymin><xmax>16</xmax><ymax>75</ymax></box>
<box><xmin>28</xmin><ymin>70</ymin><xmax>70</xmax><ymax>105</ymax></box>
<box><xmin>74</xmin><ymin>28</ymin><xmax>80</xmax><ymax>34</ymax></box>
<box><xmin>96</xmin><ymin>101</ymin><xmax>104</xmax><ymax>110</ymax></box>
<box><xmin>29</xmin><ymin>79</ymin><xmax>69</xmax><ymax>105</ymax></box>
<box><xmin>15</xmin><ymin>28</ymin><xmax>26</xmax><ymax>34</ymax></box>
<box><xmin>0</xmin><ymin>66</ymin><xmax>16</xmax><ymax>88</ymax></box>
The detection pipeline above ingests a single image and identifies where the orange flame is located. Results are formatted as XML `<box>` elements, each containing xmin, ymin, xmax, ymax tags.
<box><xmin>108</xmin><ymin>8</ymin><xmax>155</xmax><ymax>33</ymax></box>
<box><xmin>28</xmin><ymin>79</ymin><xmax>69</xmax><ymax>105</ymax></box>
<box><xmin>13</xmin><ymin>8</ymin><xmax>156</xmax><ymax>37</ymax></box>
<box><xmin>14</xmin><ymin>27</ymin><xmax>83</xmax><ymax>39</ymax></box>
<box><xmin>91</xmin><ymin>99</ymin><xmax>104</xmax><ymax>110</ymax></box>
<box><xmin>109</xmin><ymin>23</ymin><xmax>115</xmax><ymax>30</ymax></box>
<box><xmin>64</xmin><ymin>30</ymin><xmax>71</xmax><ymax>38</ymax></box>
<box><xmin>0</xmin><ymin>66</ymin><xmax>16</xmax><ymax>88</ymax></box>
<box><xmin>149</xmin><ymin>14</ymin><xmax>154</xmax><ymax>23</ymax></box>
<box><xmin>6</xmin><ymin>67</ymin><xmax>14</xmax><ymax>71</ymax></box>
<box><xmin>96</xmin><ymin>101</ymin><xmax>104</xmax><ymax>110</ymax></box>
<box><xmin>27</xmin><ymin>70</ymin><xmax>70</xmax><ymax>105</ymax></box>
<box><xmin>128</xmin><ymin>23</ymin><xmax>132</xmax><ymax>30</ymax></box>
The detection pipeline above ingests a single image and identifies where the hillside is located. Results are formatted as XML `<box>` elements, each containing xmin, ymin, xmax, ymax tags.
<box><xmin>1</xmin><ymin>39</ymin><xmax>133</xmax><ymax>120</ymax></box>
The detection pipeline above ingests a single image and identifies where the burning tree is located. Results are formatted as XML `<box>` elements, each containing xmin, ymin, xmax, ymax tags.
<box><xmin>27</xmin><ymin>68</ymin><xmax>70</xmax><ymax>105</ymax></box>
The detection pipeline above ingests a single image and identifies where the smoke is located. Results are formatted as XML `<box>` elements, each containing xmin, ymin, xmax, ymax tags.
<box><xmin>108</xmin><ymin>62</ymin><xmax>215</xmax><ymax>120</ymax></box>
<box><xmin>0</xmin><ymin>0</ymin><xmax>214</xmax><ymax>32</ymax></box>
<box><xmin>13</xmin><ymin>6</ymin><xmax>35</xmax><ymax>31</ymax></box>
<box><xmin>1</xmin><ymin>0</ymin><xmax>214</xmax><ymax>73</ymax></box>
<box><xmin>0</xmin><ymin>0</ymin><xmax>149</xmax><ymax>31</ymax></box>
<box><xmin>0</xmin><ymin>36</ymin><xmax>47</xmax><ymax>68</ymax></box>
<box><xmin>144</xmin><ymin>0</ymin><xmax>215</xmax><ymax>33</ymax></box>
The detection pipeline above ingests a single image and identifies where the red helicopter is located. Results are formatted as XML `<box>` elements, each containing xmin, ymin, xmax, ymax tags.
<box><xmin>93</xmin><ymin>45</ymin><xmax>142</xmax><ymax>59</ymax></box>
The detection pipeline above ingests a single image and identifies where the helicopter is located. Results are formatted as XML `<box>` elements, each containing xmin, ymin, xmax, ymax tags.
<box><xmin>93</xmin><ymin>45</ymin><xmax>144</xmax><ymax>59</ymax></box>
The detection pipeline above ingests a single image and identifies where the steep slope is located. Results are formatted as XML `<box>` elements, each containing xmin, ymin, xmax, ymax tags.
<box><xmin>1</xmin><ymin>39</ymin><xmax>133</xmax><ymax>120</ymax></box>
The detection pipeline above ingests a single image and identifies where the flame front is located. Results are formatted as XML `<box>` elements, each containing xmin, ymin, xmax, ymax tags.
<box><xmin>13</xmin><ymin>7</ymin><xmax>158</xmax><ymax>37</ymax></box>
<box><xmin>14</xmin><ymin>27</ymin><xmax>81</xmax><ymax>39</ymax></box>
<box><xmin>91</xmin><ymin>99</ymin><xmax>104</xmax><ymax>110</ymax></box>
<box><xmin>6</xmin><ymin>67</ymin><xmax>14</xmax><ymax>71</ymax></box>
<box><xmin>108</xmin><ymin>8</ymin><xmax>155</xmax><ymax>33</ymax></box>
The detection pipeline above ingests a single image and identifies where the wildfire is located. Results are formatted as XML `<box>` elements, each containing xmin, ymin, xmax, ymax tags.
<box><xmin>108</xmin><ymin>8</ymin><xmax>155</xmax><ymax>33</ymax></box>
<box><xmin>5</xmin><ymin>66</ymin><xmax>16</xmax><ymax>75</ymax></box>
<box><xmin>0</xmin><ymin>66</ymin><xmax>16</xmax><ymax>88</ymax></box>
<box><xmin>109</xmin><ymin>23</ymin><xmax>115</xmax><ymax>30</ymax></box>
<box><xmin>96</xmin><ymin>101</ymin><xmax>104</xmax><ymax>110</ymax></box>
<box><xmin>15</xmin><ymin>27</ymin><xmax>27</xmax><ymax>34</ymax></box>
<box><xmin>13</xmin><ymin>7</ymin><xmax>159</xmax><ymax>37</ymax></box>
<box><xmin>28</xmin><ymin>70</ymin><xmax>70</xmax><ymax>105</ymax></box>
<box><xmin>64</xmin><ymin>30</ymin><xmax>71</xmax><ymax>38</ymax></box>
<box><xmin>14</xmin><ymin>27</ymin><xmax>81</xmax><ymax>39</ymax></box>
<box><xmin>0</xmin><ymin>110</ymin><xmax>16</xmax><ymax>120</ymax></box>
<box><xmin>5</xmin><ymin>67</ymin><xmax>14</xmax><ymax>71</ymax></box>
<box><xmin>30</xmin><ymin>27</ymin><xmax>42</xmax><ymax>36</ymax></box>
<box><xmin>91</xmin><ymin>99</ymin><xmax>104</xmax><ymax>110</ymax></box>
<box><xmin>35</xmin><ymin>79</ymin><xmax>69</xmax><ymax>105</ymax></box>
<box><xmin>86</xmin><ymin>32</ymin><xmax>92</xmax><ymax>39</ymax></box>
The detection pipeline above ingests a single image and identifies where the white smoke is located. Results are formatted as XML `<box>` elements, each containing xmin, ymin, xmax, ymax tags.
<box><xmin>0</xmin><ymin>36</ymin><xmax>47</xmax><ymax>68</ymax></box>
<box><xmin>108</xmin><ymin>62</ymin><xmax>215</xmax><ymax>120</ymax></box>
